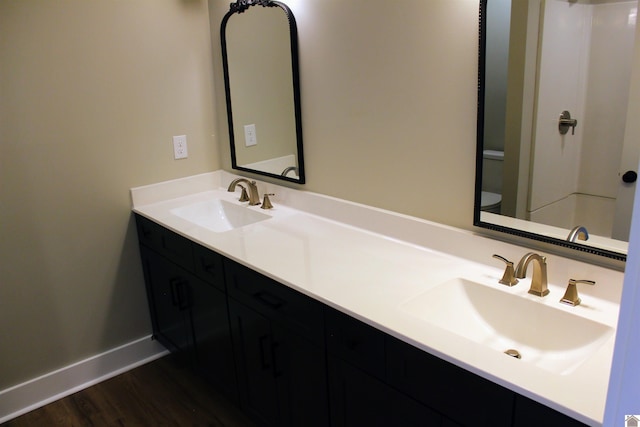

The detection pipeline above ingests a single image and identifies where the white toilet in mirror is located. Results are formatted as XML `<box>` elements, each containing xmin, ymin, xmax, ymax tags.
<box><xmin>481</xmin><ymin>149</ymin><xmax>503</xmax><ymax>214</ymax></box>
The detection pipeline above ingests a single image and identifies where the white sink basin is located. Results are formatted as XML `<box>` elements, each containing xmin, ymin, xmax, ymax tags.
<box><xmin>170</xmin><ymin>198</ymin><xmax>270</xmax><ymax>232</ymax></box>
<box><xmin>400</xmin><ymin>278</ymin><xmax>613</xmax><ymax>375</ymax></box>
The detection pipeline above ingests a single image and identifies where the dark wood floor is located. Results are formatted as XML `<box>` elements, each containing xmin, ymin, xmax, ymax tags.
<box><xmin>2</xmin><ymin>355</ymin><xmax>256</xmax><ymax>427</ymax></box>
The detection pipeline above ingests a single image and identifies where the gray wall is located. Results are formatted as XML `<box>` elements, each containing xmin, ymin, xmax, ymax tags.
<box><xmin>0</xmin><ymin>0</ymin><xmax>219</xmax><ymax>390</ymax></box>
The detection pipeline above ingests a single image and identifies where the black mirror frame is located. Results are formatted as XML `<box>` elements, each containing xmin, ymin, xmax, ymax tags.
<box><xmin>220</xmin><ymin>0</ymin><xmax>306</xmax><ymax>184</ymax></box>
<box><xmin>473</xmin><ymin>0</ymin><xmax>625</xmax><ymax>262</ymax></box>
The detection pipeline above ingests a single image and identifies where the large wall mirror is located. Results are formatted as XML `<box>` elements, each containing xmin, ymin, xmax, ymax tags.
<box><xmin>475</xmin><ymin>0</ymin><xmax>638</xmax><ymax>261</ymax></box>
<box><xmin>221</xmin><ymin>0</ymin><xmax>305</xmax><ymax>183</ymax></box>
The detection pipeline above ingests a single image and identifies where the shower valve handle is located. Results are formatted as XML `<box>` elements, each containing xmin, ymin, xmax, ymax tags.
<box><xmin>559</xmin><ymin>110</ymin><xmax>578</xmax><ymax>135</ymax></box>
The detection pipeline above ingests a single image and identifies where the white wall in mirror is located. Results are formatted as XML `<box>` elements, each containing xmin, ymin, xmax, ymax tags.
<box><xmin>529</xmin><ymin>0</ymin><xmax>637</xmax><ymax>238</ymax></box>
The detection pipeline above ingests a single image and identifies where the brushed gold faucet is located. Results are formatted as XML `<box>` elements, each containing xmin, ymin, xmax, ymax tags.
<box><xmin>514</xmin><ymin>252</ymin><xmax>549</xmax><ymax>296</ymax></box>
<box><xmin>227</xmin><ymin>178</ymin><xmax>261</xmax><ymax>206</ymax></box>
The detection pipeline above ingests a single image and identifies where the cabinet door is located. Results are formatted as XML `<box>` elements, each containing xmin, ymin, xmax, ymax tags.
<box><xmin>229</xmin><ymin>299</ymin><xmax>279</xmax><ymax>426</ymax></box>
<box><xmin>272</xmin><ymin>324</ymin><xmax>329</xmax><ymax>427</ymax></box>
<box><xmin>140</xmin><ymin>246</ymin><xmax>194</xmax><ymax>355</ymax></box>
<box><xmin>190</xmin><ymin>275</ymin><xmax>238</xmax><ymax>403</ymax></box>
<box><xmin>328</xmin><ymin>357</ymin><xmax>441</xmax><ymax>427</ymax></box>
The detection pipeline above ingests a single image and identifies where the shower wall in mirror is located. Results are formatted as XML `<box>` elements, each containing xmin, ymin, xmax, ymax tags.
<box><xmin>475</xmin><ymin>0</ymin><xmax>639</xmax><ymax>261</ymax></box>
<box><xmin>221</xmin><ymin>0</ymin><xmax>305</xmax><ymax>183</ymax></box>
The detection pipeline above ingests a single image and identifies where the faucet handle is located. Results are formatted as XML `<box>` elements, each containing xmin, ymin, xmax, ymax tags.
<box><xmin>237</xmin><ymin>184</ymin><xmax>250</xmax><ymax>202</ymax></box>
<box><xmin>261</xmin><ymin>193</ymin><xmax>275</xmax><ymax>210</ymax></box>
<box><xmin>492</xmin><ymin>254</ymin><xmax>519</xmax><ymax>287</ymax></box>
<box><xmin>560</xmin><ymin>278</ymin><xmax>595</xmax><ymax>306</ymax></box>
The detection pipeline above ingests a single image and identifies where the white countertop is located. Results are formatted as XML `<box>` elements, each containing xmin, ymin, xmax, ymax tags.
<box><xmin>131</xmin><ymin>171</ymin><xmax>624</xmax><ymax>426</ymax></box>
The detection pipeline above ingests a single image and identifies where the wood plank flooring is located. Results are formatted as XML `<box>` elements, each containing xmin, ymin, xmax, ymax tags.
<box><xmin>2</xmin><ymin>355</ymin><xmax>256</xmax><ymax>427</ymax></box>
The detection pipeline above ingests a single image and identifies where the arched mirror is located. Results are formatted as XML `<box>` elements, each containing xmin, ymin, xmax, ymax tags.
<box><xmin>221</xmin><ymin>0</ymin><xmax>305</xmax><ymax>183</ymax></box>
<box><xmin>475</xmin><ymin>0</ymin><xmax>639</xmax><ymax>262</ymax></box>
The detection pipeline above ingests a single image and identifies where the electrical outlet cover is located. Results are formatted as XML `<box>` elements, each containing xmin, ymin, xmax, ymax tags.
<box><xmin>173</xmin><ymin>135</ymin><xmax>188</xmax><ymax>159</ymax></box>
<box><xmin>244</xmin><ymin>124</ymin><xmax>257</xmax><ymax>147</ymax></box>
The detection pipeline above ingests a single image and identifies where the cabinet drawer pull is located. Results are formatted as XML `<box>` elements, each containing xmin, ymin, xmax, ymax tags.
<box><xmin>170</xmin><ymin>278</ymin><xmax>190</xmax><ymax>310</ymax></box>
<box><xmin>259</xmin><ymin>335</ymin><xmax>272</xmax><ymax>370</ymax></box>
<box><xmin>142</xmin><ymin>226</ymin><xmax>153</xmax><ymax>238</ymax></box>
<box><xmin>176</xmin><ymin>281</ymin><xmax>190</xmax><ymax>311</ymax></box>
<box><xmin>254</xmin><ymin>291</ymin><xmax>285</xmax><ymax>310</ymax></box>
<box><xmin>202</xmin><ymin>261</ymin><xmax>217</xmax><ymax>274</ymax></box>
<box><xmin>170</xmin><ymin>278</ymin><xmax>180</xmax><ymax>307</ymax></box>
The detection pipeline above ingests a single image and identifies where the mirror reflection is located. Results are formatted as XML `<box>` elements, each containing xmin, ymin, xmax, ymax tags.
<box><xmin>221</xmin><ymin>0</ymin><xmax>305</xmax><ymax>183</ymax></box>
<box><xmin>476</xmin><ymin>0</ymin><xmax>638</xmax><ymax>260</ymax></box>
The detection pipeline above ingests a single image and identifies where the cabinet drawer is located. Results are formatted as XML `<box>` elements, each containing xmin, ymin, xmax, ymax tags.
<box><xmin>135</xmin><ymin>214</ymin><xmax>194</xmax><ymax>271</ymax></box>
<box><xmin>136</xmin><ymin>214</ymin><xmax>163</xmax><ymax>250</ymax></box>
<box><xmin>386</xmin><ymin>336</ymin><xmax>514</xmax><ymax>427</ymax></box>
<box><xmin>193</xmin><ymin>244</ymin><xmax>225</xmax><ymax>292</ymax></box>
<box><xmin>225</xmin><ymin>259</ymin><xmax>324</xmax><ymax>341</ymax></box>
<box><xmin>325</xmin><ymin>306</ymin><xmax>385</xmax><ymax>380</ymax></box>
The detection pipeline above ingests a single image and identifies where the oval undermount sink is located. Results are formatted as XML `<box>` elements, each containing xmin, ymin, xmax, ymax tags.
<box><xmin>170</xmin><ymin>198</ymin><xmax>270</xmax><ymax>232</ymax></box>
<box><xmin>400</xmin><ymin>278</ymin><xmax>613</xmax><ymax>375</ymax></box>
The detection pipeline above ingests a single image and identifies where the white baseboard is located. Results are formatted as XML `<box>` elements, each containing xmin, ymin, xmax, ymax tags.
<box><xmin>0</xmin><ymin>335</ymin><xmax>168</xmax><ymax>424</ymax></box>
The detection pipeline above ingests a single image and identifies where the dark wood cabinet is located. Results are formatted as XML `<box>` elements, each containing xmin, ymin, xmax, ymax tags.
<box><xmin>139</xmin><ymin>246</ymin><xmax>195</xmax><ymax>357</ymax></box>
<box><xmin>136</xmin><ymin>215</ymin><xmax>237</xmax><ymax>402</ymax></box>
<box><xmin>325</xmin><ymin>306</ymin><xmax>515</xmax><ymax>427</ymax></box>
<box><xmin>325</xmin><ymin>307</ymin><xmax>442</xmax><ymax>427</ymax></box>
<box><xmin>228</xmin><ymin>299</ymin><xmax>279</xmax><ymax>425</ymax></box>
<box><xmin>135</xmin><ymin>214</ymin><xmax>591</xmax><ymax>427</ymax></box>
<box><xmin>328</xmin><ymin>356</ymin><xmax>442</xmax><ymax>427</ymax></box>
<box><xmin>386</xmin><ymin>336</ymin><xmax>514</xmax><ymax>427</ymax></box>
<box><xmin>225</xmin><ymin>259</ymin><xmax>328</xmax><ymax>427</ymax></box>
<box><xmin>189</xmin><ymin>267</ymin><xmax>237</xmax><ymax>401</ymax></box>
<box><xmin>272</xmin><ymin>323</ymin><xmax>329</xmax><ymax>427</ymax></box>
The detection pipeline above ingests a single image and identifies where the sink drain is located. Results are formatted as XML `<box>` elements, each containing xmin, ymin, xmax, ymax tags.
<box><xmin>504</xmin><ymin>349</ymin><xmax>522</xmax><ymax>359</ymax></box>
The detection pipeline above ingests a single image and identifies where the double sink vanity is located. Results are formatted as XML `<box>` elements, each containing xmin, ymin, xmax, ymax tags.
<box><xmin>126</xmin><ymin>0</ymin><xmax>633</xmax><ymax>424</ymax></box>
<box><xmin>131</xmin><ymin>170</ymin><xmax>623</xmax><ymax>427</ymax></box>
